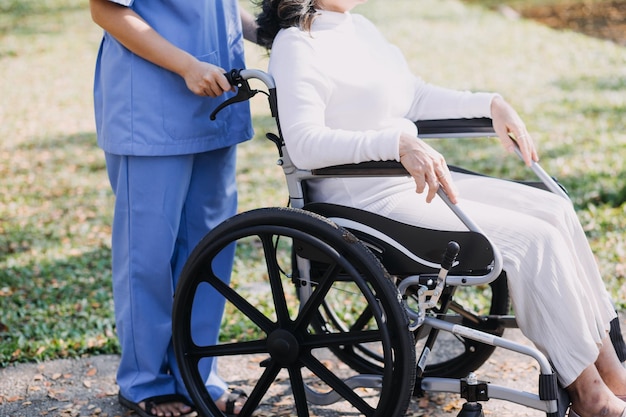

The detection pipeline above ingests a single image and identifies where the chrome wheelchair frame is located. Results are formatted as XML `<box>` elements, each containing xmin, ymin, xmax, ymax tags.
<box><xmin>171</xmin><ymin>68</ymin><xmax>578</xmax><ymax>417</ymax></box>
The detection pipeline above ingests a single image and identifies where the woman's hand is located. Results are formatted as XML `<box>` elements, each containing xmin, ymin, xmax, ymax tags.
<box><xmin>399</xmin><ymin>133</ymin><xmax>459</xmax><ymax>204</ymax></box>
<box><xmin>180</xmin><ymin>60</ymin><xmax>234</xmax><ymax>97</ymax></box>
<box><xmin>491</xmin><ymin>96</ymin><xmax>539</xmax><ymax>166</ymax></box>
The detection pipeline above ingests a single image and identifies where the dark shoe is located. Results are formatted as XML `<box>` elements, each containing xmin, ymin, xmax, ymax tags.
<box><xmin>118</xmin><ymin>392</ymin><xmax>196</xmax><ymax>417</ymax></box>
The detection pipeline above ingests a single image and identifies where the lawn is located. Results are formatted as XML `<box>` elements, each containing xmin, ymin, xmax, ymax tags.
<box><xmin>0</xmin><ymin>0</ymin><xmax>624</xmax><ymax>365</ymax></box>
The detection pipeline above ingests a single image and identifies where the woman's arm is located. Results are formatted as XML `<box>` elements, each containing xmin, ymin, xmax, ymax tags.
<box><xmin>240</xmin><ymin>8</ymin><xmax>259</xmax><ymax>44</ymax></box>
<box><xmin>89</xmin><ymin>0</ymin><xmax>232</xmax><ymax>97</ymax></box>
<box><xmin>407</xmin><ymin>80</ymin><xmax>538</xmax><ymax>167</ymax></box>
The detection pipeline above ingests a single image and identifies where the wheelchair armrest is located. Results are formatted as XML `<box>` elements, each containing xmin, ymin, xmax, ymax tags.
<box><xmin>311</xmin><ymin>118</ymin><xmax>496</xmax><ymax>176</ymax></box>
<box><xmin>311</xmin><ymin>161</ymin><xmax>407</xmax><ymax>177</ymax></box>
<box><xmin>414</xmin><ymin>119</ymin><xmax>569</xmax><ymax>199</ymax></box>
<box><xmin>415</xmin><ymin>118</ymin><xmax>495</xmax><ymax>138</ymax></box>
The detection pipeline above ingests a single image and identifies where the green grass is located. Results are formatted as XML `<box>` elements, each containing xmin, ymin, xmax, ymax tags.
<box><xmin>1</xmin><ymin>0</ymin><xmax>625</xmax><ymax>366</ymax></box>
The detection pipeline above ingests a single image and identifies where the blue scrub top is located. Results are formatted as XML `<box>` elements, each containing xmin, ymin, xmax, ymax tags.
<box><xmin>93</xmin><ymin>0</ymin><xmax>254</xmax><ymax>156</ymax></box>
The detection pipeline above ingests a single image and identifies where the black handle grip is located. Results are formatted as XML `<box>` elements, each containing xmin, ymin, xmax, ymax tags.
<box><xmin>223</xmin><ymin>68</ymin><xmax>240</xmax><ymax>86</ymax></box>
<box><xmin>210</xmin><ymin>69</ymin><xmax>256</xmax><ymax>121</ymax></box>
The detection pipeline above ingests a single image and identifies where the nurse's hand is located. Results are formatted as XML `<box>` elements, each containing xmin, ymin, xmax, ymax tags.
<box><xmin>491</xmin><ymin>96</ymin><xmax>539</xmax><ymax>166</ymax></box>
<box><xmin>182</xmin><ymin>59</ymin><xmax>234</xmax><ymax>97</ymax></box>
<box><xmin>399</xmin><ymin>133</ymin><xmax>459</xmax><ymax>204</ymax></box>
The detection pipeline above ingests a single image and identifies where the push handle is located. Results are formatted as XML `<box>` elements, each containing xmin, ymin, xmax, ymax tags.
<box><xmin>210</xmin><ymin>69</ymin><xmax>278</xmax><ymax>120</ymax></box>
<box><xmin>210</xmin><ymin>69</ymin><xmax>260</xmax><ymax>120</ymax></box>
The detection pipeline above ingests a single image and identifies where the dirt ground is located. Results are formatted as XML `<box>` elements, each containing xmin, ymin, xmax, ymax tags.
<box><xmin>5</xmin><ymin>314</ymin><xmax>626</xmax><ymax>417</ymax></box>
<box><xmin>518</xmin><ymin>0</ymin><xmax>626</xmax><ymax>46</ymax></box>
<box><xmin>0</xmin><ymin>326</ymin><xmax>565</xmax><ymax>417</ymax></box>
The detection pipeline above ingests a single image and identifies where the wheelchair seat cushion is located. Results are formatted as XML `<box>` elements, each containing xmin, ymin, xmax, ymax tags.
<box><xmin>304</xmin><ymin>202</ymin><xmax>495</xmax><ymax>276</ymax></box>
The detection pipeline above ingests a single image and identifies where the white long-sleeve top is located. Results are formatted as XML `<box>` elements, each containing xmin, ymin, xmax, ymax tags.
<box><xmin>269</xmin><ymin>10</ymin><xmax>618</xmax><ymax>388</ymax></box>
<box><xmin>269</xmin><ymin>9</ymin><xmax>497</xmax><ymax>211</ymax></box>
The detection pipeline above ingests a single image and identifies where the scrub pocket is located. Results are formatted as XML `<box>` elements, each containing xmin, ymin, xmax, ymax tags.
<box><xmin>161</xmin><ymin>51</ymin><xmax>230</xmax><ymax>141</ymax></box>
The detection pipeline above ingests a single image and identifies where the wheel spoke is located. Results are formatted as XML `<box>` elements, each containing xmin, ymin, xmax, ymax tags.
<box><xmin>202</xmin><ymin>270</ymin><xmax>276</xmax><ymax>333</ymax></box>
<box><xmin>260</xmin><ymin>233</ymin><xmax>291</xmax><ymax>325</ymax></box>
<box><xmin>350</xmin><ymin>305</ymin><xmax>375</xmax><ymax>331</ymax></box>
<box><xmin>238</xmin><ymin>360</ymin><xmax>282</xmax><ymax>417</ymax></box>
<box><xmin>287</xmin><ymin>366</ymin><xmax>310</xmax><ymax>417</ymax></box>
<box><xmin>294</xmin><ymin>261</ymin><xmax>340</xmax><ymax>329</ymax></box>
<box><xmin>302</xmin><ymin>329</ymin><xmax>383</xmax><ymax>350</ymax></box>
<box><xmin>301</xmin><ymin>353</ymin><xmax>375</xmax><ymax>416</ymax></box>
<box><xmin>186</xmin><ymin>339</ymin><xmax>268</xmax><ymax>359</ymax></box>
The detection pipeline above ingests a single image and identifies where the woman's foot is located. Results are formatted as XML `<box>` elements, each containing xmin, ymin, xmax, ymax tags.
<box><xmin>567</xmin><ymin>365</ymin><xmax>626</xmax><ymax>417</ymax></box>
<box><xmin>139</xmin><ymin>399</ymin><xmax>194</xmax><ymax>417</ymax></box>
<box><xmin>215</xmin><ymin>388</ymin><xmax>248</xmax><ymax>416</ymax></box>
<box><xmin>569</xmin><ymin>393</ymin><xmax>626</xmax><ymax>417</ymax></box>
<box><xmin>118</xmin><ymin>393</ymin><xmax>196</xmax><ymax>417</ymax></box>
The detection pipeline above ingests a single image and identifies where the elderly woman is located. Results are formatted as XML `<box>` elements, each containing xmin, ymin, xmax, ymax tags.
<box><xmin>256</xmin><ymin>1</ymin><xmax>626</xmax><ymax>416</ymax></box>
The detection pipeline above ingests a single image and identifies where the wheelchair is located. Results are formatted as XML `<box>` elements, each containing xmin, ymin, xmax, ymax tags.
<box><xmin>172</xmin><ymin>69</ymin><xmax>583</xmax><ymax>417</ymax></box>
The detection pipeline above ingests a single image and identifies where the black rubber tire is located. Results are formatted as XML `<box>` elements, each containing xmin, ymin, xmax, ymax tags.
<box><xmin>173</xmin><ymin>207</ymin><xmax>416</xmax><ymax>417</ymax></box>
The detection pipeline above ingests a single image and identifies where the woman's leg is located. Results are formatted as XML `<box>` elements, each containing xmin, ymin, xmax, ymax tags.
<box><xmin>567</xmin><ymin>342</ymin><xmax>626</xmax><ymax>417</ymax></box>
<box><xmin>167</xmin><ymin>146</ymin><xmax>239</xmax><ymax>402</ymax></box>
<box><xmin>595</xmin><ymin>336</ymin><xmax>626</xmax><ymax>396</ymax></box>
<box><xmin>106</xmin><ymin>153</ymin><xmax>197</xmax><ymax>415</ymax></box>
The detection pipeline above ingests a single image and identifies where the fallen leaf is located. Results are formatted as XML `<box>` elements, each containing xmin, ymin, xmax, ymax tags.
<box><xmin>86</xmin><ymin>367</ymin><xmax>98</xmax><ymax>377</ymax></box>
<box><xmin>5</xmin><ymin>396</ymin><xmax>23</xmax><ymax>402</ymax></box>
<box><xmin>442</xmin><ymin>398</ymin><xmax>463</xmax><ymax>412</ymax></box>
<box><xmin>84</xmin><ymin>380</ymin><xmax>92</xmax><ymax>388</ymax></box>
<box><xmin>47</xmin><ymin>388</ymin><xmax>66</xmax><ymax>396</ymax></box>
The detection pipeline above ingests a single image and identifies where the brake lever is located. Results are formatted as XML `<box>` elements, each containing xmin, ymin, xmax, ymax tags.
<box><xmin>210</xmin><ymin>69</ymin><xmax>260</xmax><ymax>120</ymax></box>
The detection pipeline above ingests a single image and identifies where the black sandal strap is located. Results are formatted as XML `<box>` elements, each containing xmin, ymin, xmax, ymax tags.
<box><xmin>224</xmin><ymin>389</ymin><xmax>248</xmax><ymax>415</ymax></box>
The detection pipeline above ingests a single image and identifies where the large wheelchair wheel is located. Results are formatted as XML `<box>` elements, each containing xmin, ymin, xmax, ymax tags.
<box><xmin>172</xmin><ymin>207</ymin><xmax>416</xmax><ymax>417</ymax></box>
<box><xmin>313</xmin><ymin>265</ymin><xmax>509</xmax><ymax>380</ymax></box>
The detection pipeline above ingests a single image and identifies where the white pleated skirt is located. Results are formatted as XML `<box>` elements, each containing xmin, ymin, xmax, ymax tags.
<box><xmin>308</xmin><ymin>171</ymin><xmax>616</xmax><ymax>387</ymax></box>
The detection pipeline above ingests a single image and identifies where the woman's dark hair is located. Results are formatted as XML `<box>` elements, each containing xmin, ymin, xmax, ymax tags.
<box><xmin>255</xmin><ymin>0</ymin><xmax>318</xmax><ymax>49</ymax></box>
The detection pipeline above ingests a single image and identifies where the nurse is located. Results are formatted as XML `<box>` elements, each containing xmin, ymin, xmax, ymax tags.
<box><xmin>89</xmin><ymin>0</ymin><xmax>256</xmax><ymax>416</ymax></box>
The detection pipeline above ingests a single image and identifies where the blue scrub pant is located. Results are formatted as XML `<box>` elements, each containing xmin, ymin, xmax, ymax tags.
<box><xmin>105</xmin><ymin>146</ymin><xmax>237</xmax><ymax>403</ymax></box>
